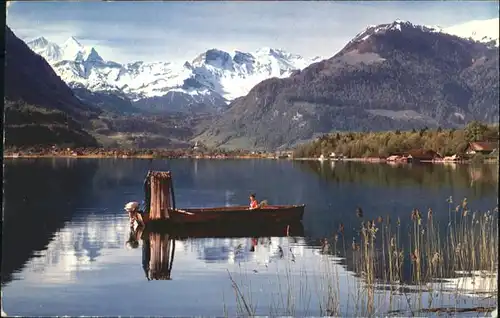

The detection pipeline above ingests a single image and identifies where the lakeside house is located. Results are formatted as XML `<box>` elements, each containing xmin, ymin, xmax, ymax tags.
<box><xmin>275</xmin><ymin>151</ymin><xmax>293</xmax><ymax>159</ymax></box>
<box><xmin>329</xmin><ymin>152</ymin><xmax>344</xmax><ymax>160</ymax></box>
<box><xmin>406</xmin><ymin>149</ymin><xmax>442</xmax><ymax>163</ymax></box>
<box><xmin>386</xmin><ymin>149</ymin><xmax>442</xmax><ymax>163</ymax></box>
<box><xmin>443</xmin><ymin>154</ymin><xmax>461</xmax><ymax>162</ymax></box>
<box><xmin>386</xmin><ymin>155</ymin><xmax>402</xmax><ymax>162</ymax></box>
<box><xmin>386</xmin><ymin>154</ymin><xmax>410</xmax><ymax>163</ymax></box>
<box><xmin>465</xmin><ymin>141</ymin><xmax>498</xmax><ymax>156</ymax></box>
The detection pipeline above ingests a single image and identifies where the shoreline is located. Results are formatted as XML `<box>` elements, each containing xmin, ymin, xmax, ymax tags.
<box><xmin>4</xmin><ymin>153</ymin><xmax>497</xmax><ymax>164</ymax></box>
<box><xmin>2</xmin><ymin>153</ymin><xmax>273</xmax><ymax>160</ymax></box>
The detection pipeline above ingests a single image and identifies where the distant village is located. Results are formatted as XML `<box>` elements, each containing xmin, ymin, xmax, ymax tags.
<box><xmin>313</xmin><ymin>141</ymin><xmax>498</xmax><ymax>163</ymax></box>
<box><xmin>4</xmin><ymin>141</ymin><xmax>498</xmax><ymax>164</ymax></box>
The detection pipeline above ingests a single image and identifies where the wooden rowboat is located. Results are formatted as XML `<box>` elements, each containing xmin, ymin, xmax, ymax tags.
<box><xmin>171</xmin><ymin>204</ymin><xmax>305</xmax><ymax>224</ymax></box>
<box><xmin>143</xmin><ymin>204</ymin><xmax>305</xmax><ymax>226</ymax></box>
<box><xmin>139</xmin><ymin>171</ymin><xmax>305</xmax><ymax>227</ymax></box>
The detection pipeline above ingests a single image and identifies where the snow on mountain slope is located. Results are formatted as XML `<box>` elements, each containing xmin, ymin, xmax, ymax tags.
<box><xmin>346</xmin><ymin>18</ymin><xmax>499</xmax><ymax>48</ymax></box>
<box><xmin>347</xmin><ymin>19</ymin><xmax>441</xmax><ymax>45</ymax></box>
<box><xmin>443</xmin><ymin>18</ymin><xmax>499</xmax><ymax>47</ymax></box>
<box><xmin>27</xmin><ymin>36</ymin><xmax>63</xmax><ymax>62</ymax></box>
<box><xmin>26</xmin><ymin>36</ymin><xmax>315</xmax><ymax>112</ymax></box>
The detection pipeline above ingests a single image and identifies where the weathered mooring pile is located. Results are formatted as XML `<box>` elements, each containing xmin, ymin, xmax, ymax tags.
<box><xmin>144</xmin><ymin>170</ymin><xmax>176</xmax><ymax>221</ymax></box>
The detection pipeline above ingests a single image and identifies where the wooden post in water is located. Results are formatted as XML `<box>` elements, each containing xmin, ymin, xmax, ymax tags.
<box><xmin>148</xmin><ymin>171</ymin><xmax>173</xmax><ymax>220</ymax></box>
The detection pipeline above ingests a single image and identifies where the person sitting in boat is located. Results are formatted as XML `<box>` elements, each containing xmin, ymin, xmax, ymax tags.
<box><xmin>249</xmin><ymin>193</ymin><xmax>259</xmax><ymax>210</ymax></box>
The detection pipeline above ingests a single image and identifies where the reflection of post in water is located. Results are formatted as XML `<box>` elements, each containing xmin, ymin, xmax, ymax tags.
<box><xmin>146</xmin><ymin>232</ymin><xmax>176</xmax><ymax>280</ymax></box>
<box><xmin>141</xmin><ymin>229</ymin><xmax>150</xmax><ymax>280</ymax></box>
<box><xmin>366</xmin><ymin>285</ymin><xmax>374</xmax><ymax>316</ymax></box>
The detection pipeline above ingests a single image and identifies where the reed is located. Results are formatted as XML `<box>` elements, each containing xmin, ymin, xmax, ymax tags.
<box><xmin>348</xmin><ymin>198</ymin><xmax>498</xmax><ymax>288</ymax></box>
<box><xmin>226</xmin><ymin>198</ymin><xmax>498</xmax><ymax>316</ymax></box>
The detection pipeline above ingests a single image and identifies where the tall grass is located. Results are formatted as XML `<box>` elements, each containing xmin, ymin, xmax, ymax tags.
<box><xmin>227</xmin><ymin>198</ymin><xmax>498</xmax><ymax>316</ymax></box>
<box><xmin>331</xmin><ymin>198</ymin><xmax>498</xmax><ymax>289</ymax></box>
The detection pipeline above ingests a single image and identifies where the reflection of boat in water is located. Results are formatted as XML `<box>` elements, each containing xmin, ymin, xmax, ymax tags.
<box><xmin>149</xmin><ymin>221</ymin><xmax>304</xmax><ymax>239</ymax></box>
<box><xmin>128</xmin><ymin>222</ymin><xmax>304</xmax><ymax>279</ymax></box>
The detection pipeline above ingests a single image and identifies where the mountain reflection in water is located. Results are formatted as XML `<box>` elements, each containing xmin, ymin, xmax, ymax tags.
<box><xmin>126</xmin><ymin>222</ymin><xmax>305</xmax><ymax>280</ymax></box>
<box><xmin>2</xmin><ymin>158</ymin><xmax>497</xmax><ymax>316</ymax></box>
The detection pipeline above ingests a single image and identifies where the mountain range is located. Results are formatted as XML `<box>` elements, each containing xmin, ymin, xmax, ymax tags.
<box><xmin>24</xmin><ymin>18</ymin><xmax>498</xmax><ymax>115</ymax></box>
<box><xmin>5</xmin><ymin>18</ymin><xmax>499</xmax><ymax>150</ymax></box>
<box><xmin>27</xmin><ymin>37</ymin><xmax>317</xmax><ymax>114</ymax></box>
<box><xmin>195</xmin><ymin>19</ymin><xmax>499</xmax><ymax>149</ymax></box>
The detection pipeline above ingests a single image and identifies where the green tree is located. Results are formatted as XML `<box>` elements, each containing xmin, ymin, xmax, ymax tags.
<box><xmin>465</xmin><ymin>121</ymin><xmax>489</xmax><ymax>142</ymax></box>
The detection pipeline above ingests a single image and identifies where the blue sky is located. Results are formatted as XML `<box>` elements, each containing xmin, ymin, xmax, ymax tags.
<box><xmin>6</xmin><ymin>1</ymin><xmax>499</xmax><ymax>64</ymax></box>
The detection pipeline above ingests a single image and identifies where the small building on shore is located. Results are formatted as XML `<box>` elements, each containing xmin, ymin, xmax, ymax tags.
<box><xmin>465</xmin><ymin>142</ymin><xmax>498</xmax><ymax>156</ymax></box>
<box><xmin>329</xmin><ymin>152</ymin><xmax>344</xmax><ymax>160</ymax></box>
<box><xmin>386</xmin><ymin>155</ymin><xmax>401</xmax><ymax>162</ymax></box>
<box><xmin>405</xmin><ymin>149</ymin><xmax>442</xmax><ymax>163</ymax></box>
<box><xmin>386</xmin><ymin>154</ymin><xmax>410</xmax><ymax>163</ymax></box>
<box><xmin>275</xmin><ymin>151</ymin><xmax>293</xmax><ymax>159</ymax></box>
<box><xmin>443</xmin><ymin>154</ymin><xmax>461</xmax><ymax>162</ymax></box>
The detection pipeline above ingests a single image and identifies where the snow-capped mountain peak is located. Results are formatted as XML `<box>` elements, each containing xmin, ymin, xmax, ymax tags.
<box><xmin>85</xmin><ymin>47</ymin><xmax>104</xmax><ymax>64</ymax></box>
<box><xmin>347</xmin><ymin>18</ymin><xmax>498</xmax><ymax>48</ymax></box>
<box><xmin>27</xmin><ymin>36</ymin><xmax>63</xmax><ymax>62</ymax></box>
<box><xmin>27</xmin><ymin>35</ymin><xmax>105</xmax><ymax>64</ymax></box>
<box><xmin>256</xmin><ymin>47</ymin><xmax>283</xmax><ymax>56</ymax></box>
<box><xmin>349</xmin><ymin>19</ymin><xmax>441</xmax><ymax>44</ymax></box>
<box><xmin>63</xmin><ymin>36</ymin><xmax>83</xmax><ymax>48</ymax></box>
<box><xmin>192</xmin><ymin>49</ymin><xmax>234</xmax><ymax>69</ymax></box>
<box><xmin>185</xmin><ymin>47</ymin><xmax>314</xmax><ymax>100</ymax></box>
<box><xmin>27</xmin><ymin>36</ymin><xmax>50</xmax><ymax>49</ymax></box>
<box><xmin>26</xmin><ymin>36</ymin><xmax>314</xmax><ymax>112</ymax></box>
<box><xmin>60</xmin><ymin>36</ymin><xmax>101</xmax><ymax>63</ymax></box>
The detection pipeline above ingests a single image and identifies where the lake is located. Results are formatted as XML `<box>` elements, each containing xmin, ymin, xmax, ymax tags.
<box><xmin>2</xmin><ymin>158</ymin><xmax>498</xmax><ymax>316</ymax></box>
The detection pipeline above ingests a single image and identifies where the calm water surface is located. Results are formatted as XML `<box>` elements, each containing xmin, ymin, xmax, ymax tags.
<box><xmin>2</xmin><ymin>159</ymin><xmax>498</xmax><ymax>316</ymax></box>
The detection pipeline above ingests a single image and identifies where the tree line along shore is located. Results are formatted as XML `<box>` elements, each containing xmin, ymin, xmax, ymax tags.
<box><xmin>4</xmin><ymin>122</ymin><xmax>499</xmax><ymax>162</ymax></box>
<box><xmin>293</xmin><ymin>121</ymin><xmax>499</xmax><ymax>163</ymax></box>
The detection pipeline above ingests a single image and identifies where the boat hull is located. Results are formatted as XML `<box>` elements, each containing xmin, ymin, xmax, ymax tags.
<box><xmin>145</xmin><ymin>221</ymin><xmax>304</xmax><ymax>238</ymax></box>
<box><xmin>146</xmin><ymin>204</ymin><xmax>305</xmax><ymax>226</ymax></box>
